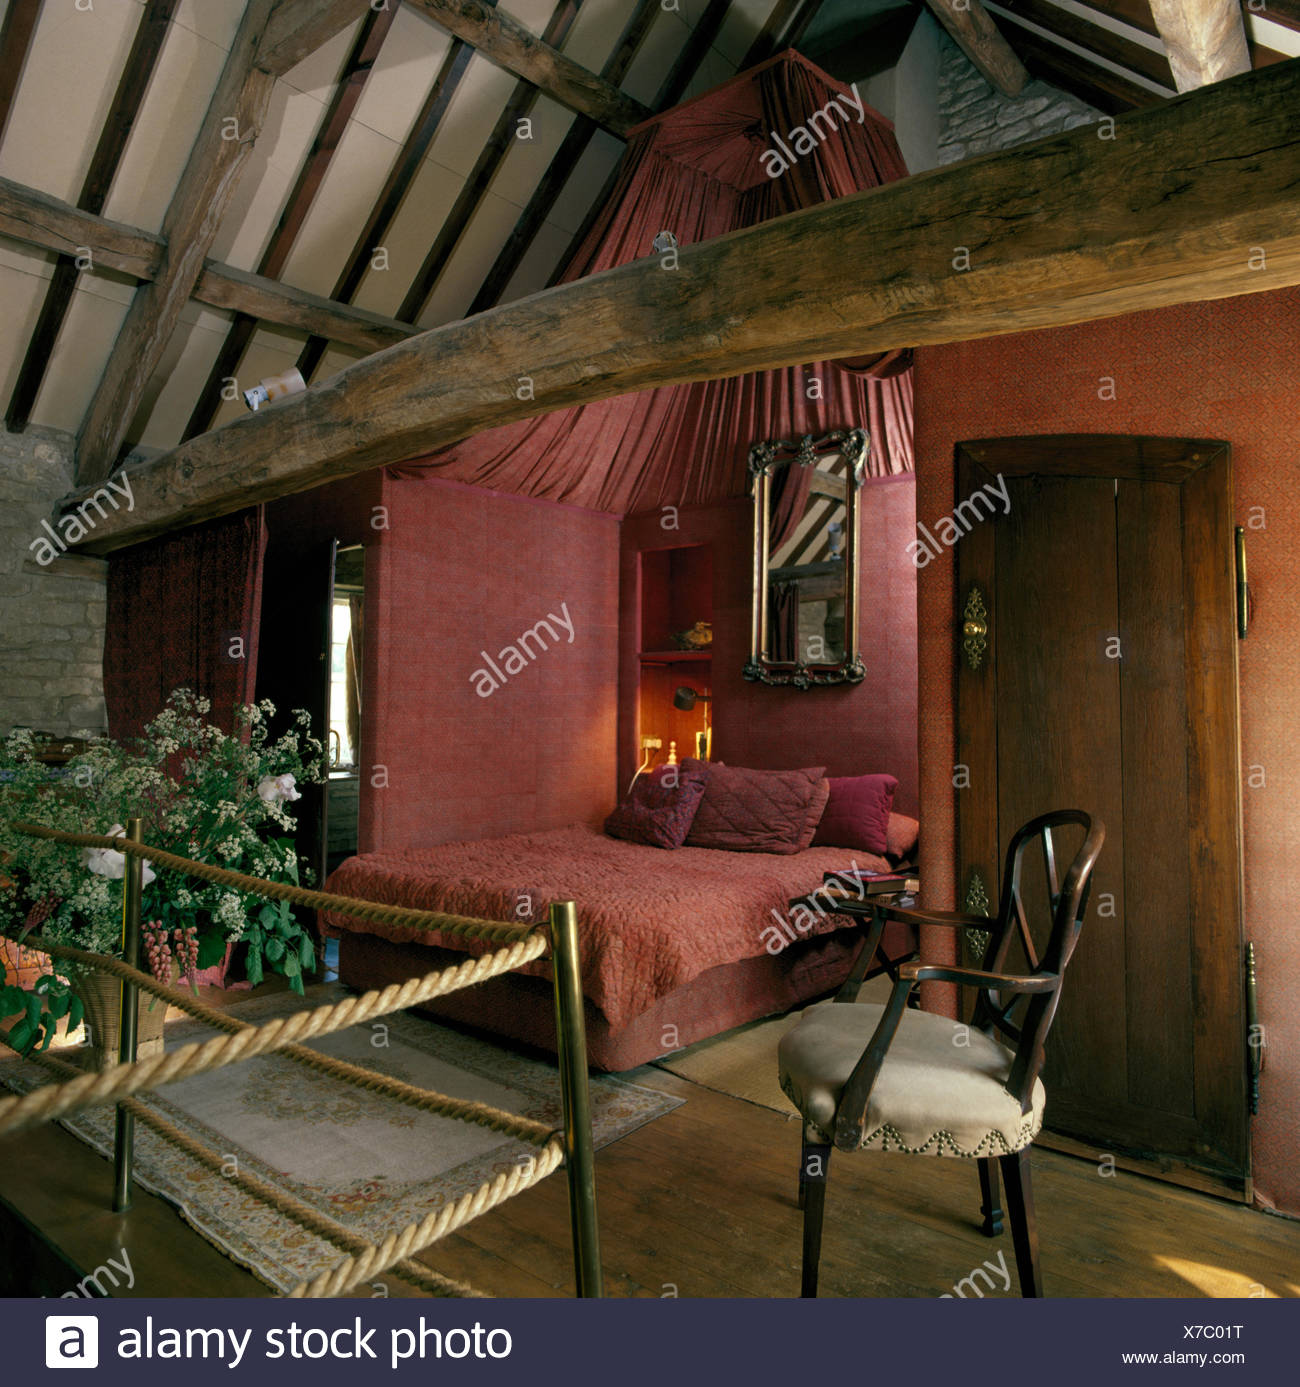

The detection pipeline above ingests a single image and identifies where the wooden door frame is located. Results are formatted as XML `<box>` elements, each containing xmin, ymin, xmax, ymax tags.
<box><xmin>954</xmin><ymin>434</ymin><xmax>1249</xmax><ymax>1199</ymax></box>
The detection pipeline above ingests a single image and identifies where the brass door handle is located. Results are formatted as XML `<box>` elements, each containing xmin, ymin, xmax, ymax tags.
<box><xmin>962</xmin><ymin>586</ymin><xmax>989</xmax><ymax>670</ymax></box>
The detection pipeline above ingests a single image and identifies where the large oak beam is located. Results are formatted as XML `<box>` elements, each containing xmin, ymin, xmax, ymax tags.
<box><xmin>1149</xmin><ymin>0</ymin><xmax>1251</xmax><ymax>90</ymax></box>
<box><xmin>63</xmin><ymin>59</ymin><xmax>1300</xmax><ymax>553</ymax></box>
<box><xmin>192</xmin><ymin>263</ymin><xmax>411</xmax><ymax>352</ymax></box>
<box><xmin>925</xmin><ymin>0</ymin><xmax>1030</xmax><ymax>96</ymax></box>
<box><xmin>0</xmin><ymin>176</ymin><xmax>412</xmax><ymax>351</ymax></box>
<box><xmin>0</xmin><ymin>177</ymin><xmax>413</xmax><ymax>352</ymax></box>
<box><xmin>73</xmin><ymin>0</ymin><xmax>279</xmax><ymax>485</ymax></box>
<box><xmin>0</xmin><ymin>177</ymin><xmax>162</xmax><ymax>279</ymax></box>
<box><xmin>407</xmin><ymin>0</ymin><xmax>649</xmax><ymax>138</ymax></box>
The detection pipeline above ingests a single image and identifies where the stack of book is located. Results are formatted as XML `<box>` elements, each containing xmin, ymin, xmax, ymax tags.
<box><xmin>821</xmin><ymin>868</ymin><xmax>920</xmax><ymax>899</ymax></box>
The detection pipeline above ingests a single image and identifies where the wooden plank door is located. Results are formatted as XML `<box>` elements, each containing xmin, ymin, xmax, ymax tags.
<box><xmin>955</xmin><ymin>436</ymin><xmax>1248</xmax><ymax>1197</ymax></box>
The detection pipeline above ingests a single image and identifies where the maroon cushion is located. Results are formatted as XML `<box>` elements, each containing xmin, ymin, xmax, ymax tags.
<box><xmin>684</xmin><ymin>760</ymin><xmax>828</xmax><ymax>855</ymax></box>
<box><xmin>812</xmin><ymin>773</ymin><xmax>899</xmax><ymax>855</ymax></box>
<box><xmin>604</xmin><ymin>761</ymin><xmax>708</xmax><ymax>850</ymax></box>
<box><xmin>886</xmin><ymin>812</ymin><xmax>920</xmax><ymax>862</ymax></box>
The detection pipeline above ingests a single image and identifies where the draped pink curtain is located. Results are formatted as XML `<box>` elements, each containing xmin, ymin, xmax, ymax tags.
<box><xmin>103</xmin><ymin>509</ymin><xmax>266</xmax><ymax>742</ymax></box>
<box><xmin>391</xmin><ymin>50</ymin><xmax>913</xmax><ymax>512</ymax></box>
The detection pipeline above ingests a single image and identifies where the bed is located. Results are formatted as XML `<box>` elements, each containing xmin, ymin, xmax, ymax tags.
<box><xmin>321</xmin><ymin>823</ymin><xmax>915</xmax><ymax>1070</ymax></box>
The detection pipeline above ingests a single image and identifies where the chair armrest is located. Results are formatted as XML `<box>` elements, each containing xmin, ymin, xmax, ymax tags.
<box><xmin>833</xmin><ymin>973</ymin><xmax>916</xmax><ymax>1149</ymax></box>
<box><xmin>898</xmin><ymin>961</ymin><xmax>1059</xmax><ymax>993</ymax></box>
<box><xmin>881</xmin><ymin>906</ymin><xmax>993</xmax><ymax>930</ymax></box>
<box><xmin>830</xmin><ymin>966</ymin><xmax>1060</xmax><ymax>1148</ymax></box>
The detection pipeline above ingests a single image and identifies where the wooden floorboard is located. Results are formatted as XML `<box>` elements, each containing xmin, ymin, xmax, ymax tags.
<box><xmin>3</xmin><ymin>1057</ymin><xmax>1297</xmax><ymax>1300</ymax></box>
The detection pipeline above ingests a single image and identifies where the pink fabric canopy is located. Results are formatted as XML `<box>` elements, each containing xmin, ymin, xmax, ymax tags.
<box><xmin>392</xmin><ymin>50</ymin><xmax>913</xmax><ymax>513</ymax></box>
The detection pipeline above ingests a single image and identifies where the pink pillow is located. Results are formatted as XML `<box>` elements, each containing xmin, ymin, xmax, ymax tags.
<box><xmin>604</xmin><ymin>761</ymin><xmax>707</xmax><ymax>850</ymax></box>
<box><xmin>812</xmin><ymin>773</ymin><xmax>898</xmax><ymax>856</ymax></box>
<box><xmin>684</xmin><ymin>760</ymin><xmax>828</xmax><ymax>855</ymax></box>
<box><xmin>886</xmin><ymin>812</ymin><xmax>920</xmax><ymax>862</ymax></box>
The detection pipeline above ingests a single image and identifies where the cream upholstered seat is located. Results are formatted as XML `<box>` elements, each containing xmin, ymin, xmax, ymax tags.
<box><xmin>780</xmin><ymin>1001</ymin><xmax>1045</xmax><ymax>1156</ymax></box>
<box><xmin>781</xmin><ymin>810</ymin><xmax>1105</xmax><ymax>1299</ymax></box>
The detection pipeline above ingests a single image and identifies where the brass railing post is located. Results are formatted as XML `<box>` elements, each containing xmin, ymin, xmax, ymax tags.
<box><xmin>112</xmin><ymin>816</ymin><xmax>144</xmax><ymax>1213</ymax></box>
<box><xmin>548</xmin><ymin>900</ymin><xmax>602</xmax><ymax>1297</ymax></box>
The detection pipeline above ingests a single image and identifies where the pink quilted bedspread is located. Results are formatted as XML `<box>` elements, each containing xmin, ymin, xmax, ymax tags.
<box><xmin>322</xmin><ymin>825</ymin><xmax>890</xmax><ymax>1028</ymax></box>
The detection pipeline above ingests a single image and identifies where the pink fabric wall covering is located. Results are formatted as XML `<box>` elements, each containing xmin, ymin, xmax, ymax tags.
<box><xmin>619</xmin><ymin>472</ymin><xmax>919</xmax><ymax>815</ymax></box>
<box><xmin>359</xmin><ymin>475</ymin><xmax>621</xmax><ymax>854</ymax></box>
<box><xmin>913</xmin><ymin>287</ymin><xmax>1300</xmax><ymax>1216</ymax></box>
<box><xmin>390</xmin><ymin>51</ymin><xmax>913</xmax><ymax>514</ymax></box>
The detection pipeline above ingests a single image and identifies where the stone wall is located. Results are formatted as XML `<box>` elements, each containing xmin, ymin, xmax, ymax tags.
<box><xmin>0</xmin><ymin>427</ymin><xmax>108</xmax><ymax>737</ymax></box>
<box><xmin>936</xmin><ymin>33</ymin><xmax>1101</xmax><ymax>164</ymax></box>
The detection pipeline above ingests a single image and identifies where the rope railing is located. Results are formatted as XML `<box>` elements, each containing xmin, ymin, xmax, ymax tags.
<box><xmin>1</xmin><ymin>818</ymin><xmax>603</xmax><ymax>1299</ymax></box>
<box><xmin>10</xmin><ymin>822</ymin><xmax>535</xmax><ymax>944</ymax></box>
<box><xmin>26</xmin><ymin>1047</ymin><xmax>488</xmax><ymax>1300</ymax></box>
<box><xmin>0</xmin><ymin>932</ymin><xmax>550</xmax><ymax>1139</ymax></box>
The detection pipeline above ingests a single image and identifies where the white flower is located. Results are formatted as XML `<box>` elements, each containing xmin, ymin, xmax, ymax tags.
<box><xmin>84</xmin><ymin>824</ymin><xmax>156</xmax><ymax>886</ymax></box>
<box><xmin>257</xmin><ymin>773</ymin><xmax>300</xmax><ymax>805</ymax></box>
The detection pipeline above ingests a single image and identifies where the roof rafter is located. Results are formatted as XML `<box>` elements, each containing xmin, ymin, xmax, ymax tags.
<box><xmin>990</xmin><ymin>0</ymin><xmax>1177</xmax><ymax>89</ymax></box>
<box><xmin>295</xmin><ymin>36</ymin><xmax>474</xmax><ymax>383</ymax></box>
<box><xmin>6</xmin><ymin>0</ymin><xmax>179</xmax><ymax>434</ymax></box>
<box><xmin>466</xmin><ymin>0</ymin><xmax>659</xmax><ymax>317</ymax></box>
<box><xmin>742</xmin><ymin>0</ymin><xmax>828</xmax><ymax>68</ymax></box>
<box><xmin>548</xmin><ymin>0</ymin><xmax>733</xmax><ymax>289</ymax></box>
<box><xmin>396</xmin><ymin>0</ymin><xmax>585</xmax><ymax>325</ymax></box>
<box><xmin>925</xmin><ymin>0</ymin><xmax>1030</xmax><ymax>95</ymax></box>
<box><xmin>184</xmin><ymin>1</ymin><xmax>399</xmax><ymax>440</ymax></box>
<box><xmin>72</xmin><ymin>0</ymin><xmax>281</xmax><ymax>485</ymax></box>
<box><xmin>61</xmin><ymin>59</ymin><xmax>1300</xmax><ymax>553</ymax></box>
<box><xmin>0</xmin><ymin>0</ymin><xmax>41</xmax><ymax>148</ymax></box>
<box><xmin>407</xmin><ymin>0</ymin><xmax>649</xmax><ymax>137</ymax></box>
<box><xmin>998</xmin><ymin>14</ymin><xmax>1164</xmax><ymax>109</ymax></box>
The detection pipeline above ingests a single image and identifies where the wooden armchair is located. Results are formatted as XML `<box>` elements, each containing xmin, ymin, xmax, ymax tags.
<box><xmin>778</xmin><ymin>809</ymin><xmax>1105</xmax><ymax>1297</ymax></box>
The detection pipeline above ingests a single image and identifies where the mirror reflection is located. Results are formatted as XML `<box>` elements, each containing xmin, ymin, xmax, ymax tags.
<box><xmin>745</xmin><ymin>428</ymin><xmax>866</xmax><ymax>688</ymax></box>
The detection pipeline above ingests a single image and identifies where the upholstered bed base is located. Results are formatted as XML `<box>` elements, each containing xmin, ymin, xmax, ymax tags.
<box><xmin>337</xmin><ymin>922</ymin><xmax>912</xmax><ymax>1071</ymax></box>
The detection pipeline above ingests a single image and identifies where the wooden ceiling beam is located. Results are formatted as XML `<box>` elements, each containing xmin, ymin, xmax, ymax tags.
<box><xmin>0</xmin><ymin>176</ymin><xmax>414</xmax><ymax>352</ymax></box>
<box><xmin>72</xmin><ymin>0</ymin><xmax>281</xmax><ymax>485</ymax></box>
<box><xmin>185</xmin><ymin>1</ymin><xmax>398</xmax><ymax>440</ymax></box>
<box><xmin>397</xmin><ymin>0</ymin><xmax>584</xmax><ymax>325</ymax></box>
<box><xmin>0</xmin><ymin>177</ymin><xmax>164</xmax><ymax>276</ymax></box>
<box><xmin>256</xmin><ymin>0</ymin><xmax>370</xmax><ymax>76</ymax></box>
<box><xmin>925</xmin><ymin>0</ymin><xmax>1031</xmax><ymax>95</ymax></box>
<box><xmin>295</xmin><ymin>37</ymin><xmax>474</xmax><ymax>383</ymax></box>
<box><xmin>61</xmin><ymin>60</ymin><xmax>1300</xmax><ymax>554</ymax></box>
<box><xmin>6</xmin><ymin>0</ymin><xmax>178</xmax><ymax>434</ymax></box>
<box><xmin>1148</xmin><ymin>0</ymin><xmax>1251</xmax><ymax>89</ymax></box>
<box><xmin>0</xmin><ymin>0</ymin><xmax>41</xmax><ymax>148</ymax></box>
<box><xmin>407</xmin><ymin>0</ymin><xmax>649</xmax><ymax>137</ymax></box>
<box><xmin>467</xmin><ymin>0</ymin><xmax>659</xmax><ymax>317</ymax></box>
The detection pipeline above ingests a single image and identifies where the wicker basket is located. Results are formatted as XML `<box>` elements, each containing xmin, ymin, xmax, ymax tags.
<box><xmin>73</xmin><ymin>965</ymin><xmax>172</xmax><ymax>1071</ymax></box>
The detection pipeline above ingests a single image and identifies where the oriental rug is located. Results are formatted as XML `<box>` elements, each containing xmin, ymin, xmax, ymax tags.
<box><xmin>1</xmin><ymin>984</ymin><xmax>681</xmax><ymax>1294</ymax></box>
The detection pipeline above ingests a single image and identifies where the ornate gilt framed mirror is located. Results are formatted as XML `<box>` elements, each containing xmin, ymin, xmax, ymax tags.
<box><xmin>744</xmin><ymin>428</ymin><xmax>867</xmax><ymax>688</ymax></box>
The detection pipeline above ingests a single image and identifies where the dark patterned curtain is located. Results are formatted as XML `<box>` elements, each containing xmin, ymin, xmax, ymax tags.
<box><xmin>103</xmin><ymin>508</ymin><xmax>266</xmax><ymax>742</ymax></box>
